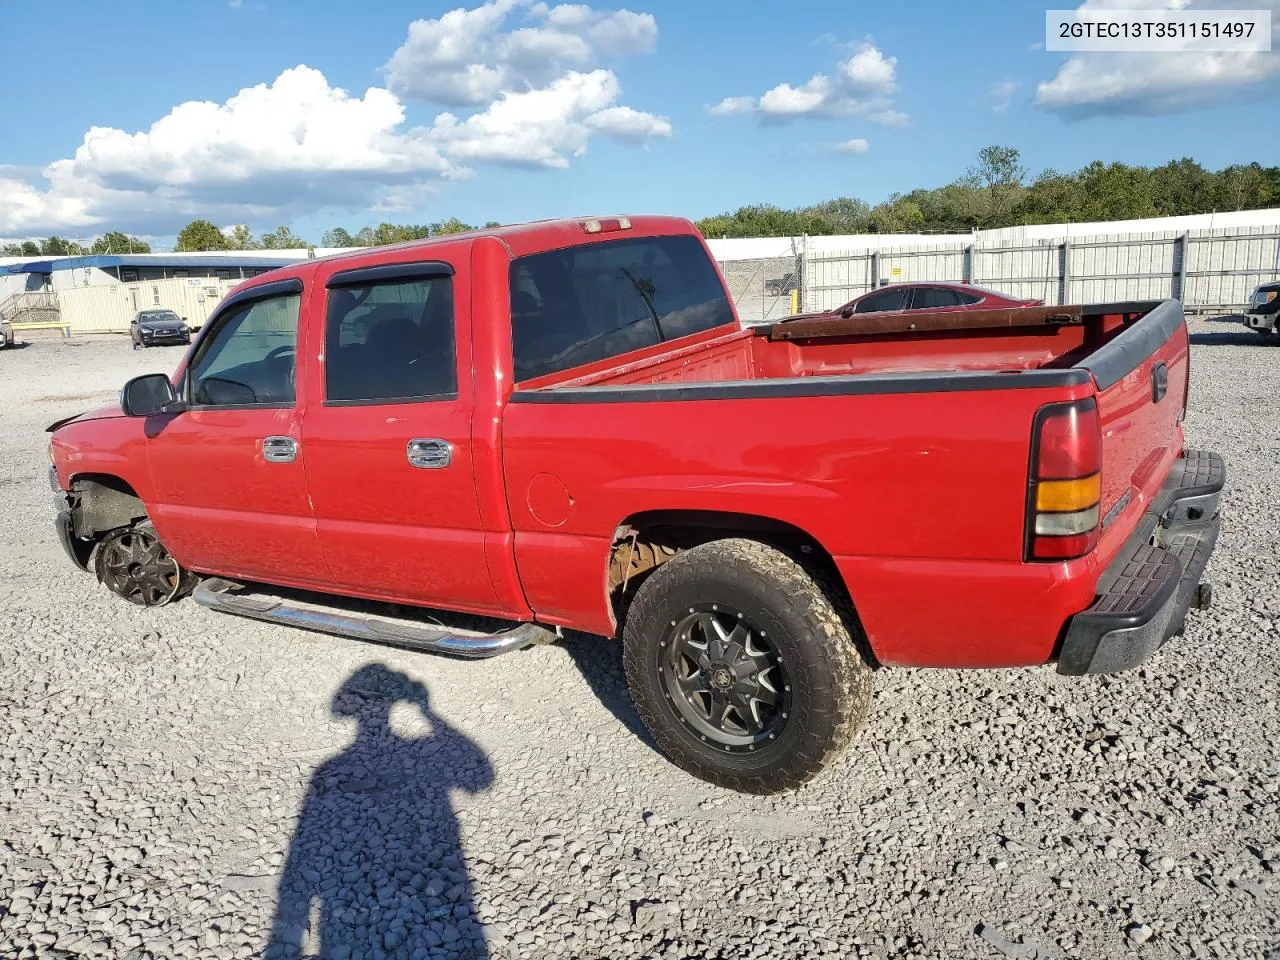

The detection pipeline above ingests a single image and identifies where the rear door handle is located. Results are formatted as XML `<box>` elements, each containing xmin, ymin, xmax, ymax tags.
<box><xmin>407</xmin><ymin>438</ymin><xmax>452</xmax><ymax>469</ymax></box>
<box><xmin>262</xmin><ymin>436</ymin><xmax>298</xmax><ymax>463</ymax></box>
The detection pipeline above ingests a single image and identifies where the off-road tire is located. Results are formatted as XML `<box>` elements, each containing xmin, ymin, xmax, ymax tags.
<box><xmin>622</xmin><ymin>538</ymin><xmax>873</xmax><ymax>794</ymax></box>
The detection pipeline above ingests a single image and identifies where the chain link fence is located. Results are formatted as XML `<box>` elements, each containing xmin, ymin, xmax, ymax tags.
<box><xmin>714</xmin><ymin>241</ymin><xmax>804</xmax><ymax>326</ymax></box>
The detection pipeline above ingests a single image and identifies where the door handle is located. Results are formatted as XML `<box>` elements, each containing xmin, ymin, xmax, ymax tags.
<box><xmin>262</xmin><ymin>436</ymin><xmax>298</xmax><ymax>463</ymax></box>
<box><xmin>407</xmin><ymin>438</ymin><xmax>452</xmax><ymax>469</ymax></box>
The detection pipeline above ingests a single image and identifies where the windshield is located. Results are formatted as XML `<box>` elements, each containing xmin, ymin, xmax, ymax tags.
<box><xmin>140</xmin><ymin>311</ymin><xmax>180</xmax><ymax>323</ymax></box>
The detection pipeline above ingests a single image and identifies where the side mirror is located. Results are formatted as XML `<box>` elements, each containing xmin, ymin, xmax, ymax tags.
<box><xmin>121</xmin><ymin>373</ymin><xmax>183</xmax><ymax>417</ymax></box>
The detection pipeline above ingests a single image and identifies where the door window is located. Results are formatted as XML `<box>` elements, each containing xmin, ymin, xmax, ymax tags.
<box><xmin>853</xmin><ymin>287</ymin><xmax>909</xmax><ymax>313</ymax></box>
<box><xmin>325</xmin><ymin>277</ymin><xmax>456</xmax><ymax>403</ymax></box>
<box><xmin>188</xmin><ymin>293</ymin><xmax>300</xmax><ymax>407</ymax></box>
<box><xmin>909</xmin><ymin>287</ymin><xmax>964</xmax><ymax>309</ymax></box>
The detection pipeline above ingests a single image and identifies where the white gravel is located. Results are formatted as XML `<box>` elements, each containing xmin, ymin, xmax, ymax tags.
<box><xmin>0</xmin><ymin>320</ymin><xmax>1276</xmax><ymax>960</ymax></box>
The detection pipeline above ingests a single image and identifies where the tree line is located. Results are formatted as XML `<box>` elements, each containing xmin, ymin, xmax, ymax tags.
<box><xmin>169</xmin><ymin>217</ymin><xmax>502</xmax><ymax>252</ymax></box>
<box><xmin>696</xmin><ymin>147</ymin><xmax>1280</xmax><ymax>237</ymax></box>
<box><xmin>6</xmin><ymin>148</ymin><xmax>1279</xmax><ymax>254</ymax></box>
<box><xmin>2</xmin><ymin>231</ymin><xmax>152</xmax><ymax>257</ymax></box>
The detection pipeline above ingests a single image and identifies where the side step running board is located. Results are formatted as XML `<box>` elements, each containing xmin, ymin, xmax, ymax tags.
<box><xmin>192</xmin><ymin>577</ymin><xmax>553</xmax><ymax>658</ymax></box>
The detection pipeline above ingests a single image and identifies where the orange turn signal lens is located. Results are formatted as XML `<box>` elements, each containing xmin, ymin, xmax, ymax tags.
<box><xmin>1035</xmin><ymin>473</ymin><xmax>1101</xmax><ymax>513</ymax></box>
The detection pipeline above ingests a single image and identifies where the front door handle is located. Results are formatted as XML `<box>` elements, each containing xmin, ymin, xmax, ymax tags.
<box><xmin>407</xmin><ymin>438</ymin><xmax>452</xmax><ymax>469</ymax></box>
<box><xmin>262</xmin><ymin>436</ymin><xmax>298</xmax><ymax>463</ymax></box>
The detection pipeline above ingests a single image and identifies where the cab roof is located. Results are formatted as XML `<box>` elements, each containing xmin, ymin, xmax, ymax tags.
<box><xmin>306</xmin><ymin>215</ymin><xmax>698</xmax><ymax>267</ymax></box>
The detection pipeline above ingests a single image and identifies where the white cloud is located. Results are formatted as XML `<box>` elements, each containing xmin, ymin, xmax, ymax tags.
<box><xmin>0</xmin><ymin>66</ymin><xmax>461</xmax><ymax>235</ymax></box>
<box><xmin>709</xmin><ymin>42</ymin><xmax>905</xmax><ymax>125</ymax></box>
<box><xmin>583</xmin><ymin>104</ymin><xmax>673</xmax><ymax>143</ymax></box>
<box><xmin>868</xmin><ymin>108</ymin><xmax>909</xmax><ymax>127</ymax></box>
<box><xmin>840</xmin><ymin>46</ymin><xmax>895</xmax><ymax>92</ymax></box>
<box><xmin>1035</xmin><ymin>0</ymin><xmax>1280</xmax><ymax>116</ymax></box>
<box><xmin>988</xmin><ymin>80</ymin><xmax>1019</xmax><ymax>113</ymax></box>
<box><xmin>709</xmin><ymin>96</ymin><xmax>755</xmax><ymax>115</ymax></box>
<box><xmin>0</xmin><ymin>2</ymin><xmax>672</xmax><ymax>235</ymax></box>
<box><xmin>428</xmin><ymin>69</ymin><xmax>666</xmax><ymax>167</ymax></box>
<box><xmin>384</xmin><ymin>0</ymin><xmax>656</xmax><ymax>106</ymax></box>
<box><xmin>833</xmin><ymin>138</ymin><xmax>870</xmax><ymax>155</ymax></box>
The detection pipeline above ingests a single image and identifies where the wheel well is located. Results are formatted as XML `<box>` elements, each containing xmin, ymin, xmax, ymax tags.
<box><xmin>607</xmin><ymin>510</ymin><xmax>850</xmax><ymax>628</ymax></box>
<box><xmin>68</xmin><ymin>474</ymin><xmax>147</xmax><ymax>539</ymax></box>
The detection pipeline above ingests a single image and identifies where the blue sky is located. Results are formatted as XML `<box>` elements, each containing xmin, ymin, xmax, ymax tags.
<box><xmin>1</xmin><ymin>0</ymin><xmax>1278</xmax><ymax>243</ymax></box>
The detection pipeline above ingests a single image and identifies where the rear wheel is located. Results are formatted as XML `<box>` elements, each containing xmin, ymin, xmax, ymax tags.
<box><xmin>95</xmin><ymin>522</ymin><xmax>192</xmax><ymax>606</ymax></box>
<box><xmin>622</xmin><ymin>538</ymin><xmax>873</xmax><ymax>794</ymax></box>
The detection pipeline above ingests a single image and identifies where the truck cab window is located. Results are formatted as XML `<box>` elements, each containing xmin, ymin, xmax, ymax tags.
<box><xmin>510</xmin><ymin>235</ymin><xmax>734</xmax><ymax>382</ymax></box>
<box><xmin>189</xmin><ymin>293</ymin><xmax>300</xmax><ymax>407</ymax></box>
<box><xmin>324</xmin><ymin>277</ymin><xmax>456</xmax><ymax>403</ymax></box>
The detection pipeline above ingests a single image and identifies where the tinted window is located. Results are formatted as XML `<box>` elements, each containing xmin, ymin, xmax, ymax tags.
<box><xmin>910</xmin><ymin>287</ymin><xmax>963</xmax><ymax>309</ymax></box>
<box><xmin>510</xmin><ymin>235</ymin><xmax>734</xmax><ymax>382</ymax></box>
<box><xmin>189</xmin><ymin>294</ymin><xmax>299</xmax><ymax>406</ymax></box>
<box><xmin>325</xmin><ymin>277</ymin><xmax>456</xmax><ymax>403</ymax></box>
<box><xmin>853</xmin><ymin>287</ymin><xmax>909</xmax><ymax>313</ymax></box>
<box><xmin>955</xmin><ymin>291</ymin><xmax>982</xmax><ymax>305</ymax></box>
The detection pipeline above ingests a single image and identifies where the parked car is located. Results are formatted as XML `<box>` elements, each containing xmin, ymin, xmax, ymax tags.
<box><xmin>47</xmin><ymin>215</ymin><xmax>1223</xmax><ymax>794</ymax></box>
<box><xmin>1244</xmin><ymin>281</ymin><xmax>1279</xmax><ymax>335</ymax></box>
<box><xmin>800</xmin><ymin>282</ymin><xmax>1043</xmax><ymax>322</ymax></box>
<box><xmin>0</xmin><ymin>317</ymin><xmax>12</xmax><ymax>349</ymax></box>
<box><xmin>130</xmin><ymin>309</ymin><xmax>191</xmax><ymax>349</ymax></box>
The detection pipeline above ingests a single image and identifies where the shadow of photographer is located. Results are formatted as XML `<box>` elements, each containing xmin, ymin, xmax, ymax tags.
<box><xmin>267</xmin><ymin>663</ymin><xmax>494</xmax><ymax>960</ymax></box>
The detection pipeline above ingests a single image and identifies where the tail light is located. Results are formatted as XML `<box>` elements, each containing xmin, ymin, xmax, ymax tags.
<box><xmin>1026</xmin><ymin>398</ymin><xmax>1101</xmax><ymax>561</ymax></box>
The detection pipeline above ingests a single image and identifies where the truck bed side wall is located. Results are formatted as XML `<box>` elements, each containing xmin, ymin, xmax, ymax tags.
<box><xmin>502</xmin><ymin>380</ymin><xmax>1097</xmax><ymax>666</ymax></box>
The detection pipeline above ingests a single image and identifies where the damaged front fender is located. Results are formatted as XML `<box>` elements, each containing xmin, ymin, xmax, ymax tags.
<box><xmin>56</xmin><ymin>506</ymin><xmax>95</xmax><ymax>571</ymax></box>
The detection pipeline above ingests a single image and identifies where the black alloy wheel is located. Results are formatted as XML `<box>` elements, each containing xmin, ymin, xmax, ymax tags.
<box><xmin>660</xmin><ymin>604</ymin><xmax>790</xmax><ymax>753</ymax></box>
<box><xmin>95</xmin><ymin>525</ymin><xmax>184</xmax><ymax>606</ymax></box>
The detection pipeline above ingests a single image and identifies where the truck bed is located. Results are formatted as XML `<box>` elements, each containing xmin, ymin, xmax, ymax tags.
<box><xmin>526</xmin><ymin>301</ymin><xmax>1167</xmax><ymax>391</ymax></box>
<box><xmin>505</xmin><ymin>298</ymin><xmax>1190</xmax><ymax>669</ymax></box>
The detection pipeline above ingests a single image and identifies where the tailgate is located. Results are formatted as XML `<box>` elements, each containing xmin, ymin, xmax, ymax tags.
<box><xmin>1080</xmin><ymin>300</ymin><xmax>1189</xmax><ymax>553</ymax></box>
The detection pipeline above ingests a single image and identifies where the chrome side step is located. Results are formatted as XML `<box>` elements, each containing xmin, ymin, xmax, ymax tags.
<box><xmin>192</xmin><ymin>577</ymin><xmax>552</xmax><ymax>658</ymax></box>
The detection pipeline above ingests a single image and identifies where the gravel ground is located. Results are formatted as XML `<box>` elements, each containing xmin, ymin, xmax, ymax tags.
<box><xmin>0</xmin><ymin>320</ymin><xmax>1277</xmax><ymax>960</ymax></box>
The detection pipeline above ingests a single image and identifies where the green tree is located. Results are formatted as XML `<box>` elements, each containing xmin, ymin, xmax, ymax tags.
<box><xmin>175</xmin><ymin>219</ymin><xmax>229</xmax><ymax>252</ymax></box>
<box><xmin>41</xmin><ymin>236</ymin><xmax>86</xmax><ymax>256</ymax></box>
<box><xmin>1215</xmin><ymin>163</ymin><xmax>1267</xmax><ymax>211</ymax></box>
<box><xmin>321</xmin><ymin>227</ymin><xmax>355</xmax><ymax>247</ymax></box>
<box><xmin>2</xmin><ymin>243</ymin><xmax>21</xmax><ymax>256</ymax></box>
<box><xmin>21</xmin><ymin>240</ymin><xmax>40</xmax><ymax>256</ymax></box>
<box><xmin>484</xmin><ymin>221</ymin><xmax>502</xmax><ymax>229</ymax></box>
<box><xmin>964</xmin><ymin>144</ymin><xmax>1027</xmax><ymax>227</ymax></box>
<box><xmin>868</xmin><ymin>196</ymin><xmax>925</xmax><ymax>233</ymax></box>
<box><xmin>1149</xmin><ymin>158</ymin><xmax>1213</xmax><ymax>216</ymax></box>
<box><xmin>225</xmin><ymin>224</ymin><xmax>260</xmax><ymax>250</ymax></box>
<box><xmin>91</xmin><ymin>231</ymin><xmax>150</xmax><ymax>254</ymax></box>
<box><xmin>429</xmin><ymin>217</ymin><xmax>475</xmax><ymax>236</ymax></box>
<box><xmin>805</xmin><ymin>197</ymin><xmax>872</xmax><ymax>234</ymax></box>
<box><xmin>354</xmin><ymin>222</ymin><xmax>432</xmax><ymax>246</ymax></box>
<box><xmin>260</xmin><ymin>225</ymin><xmax>309</xmax><ymax>249</ymax></box>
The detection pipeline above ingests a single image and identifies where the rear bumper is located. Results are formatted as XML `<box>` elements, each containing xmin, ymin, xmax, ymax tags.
<box><xmin>1056</xmin><ymin>449</ymin><xmax>1224</xmax><ymax>675</ymax></box>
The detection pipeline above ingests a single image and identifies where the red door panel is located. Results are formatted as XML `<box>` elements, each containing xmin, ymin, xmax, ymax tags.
<box><xmin>146</xmin><ymin>408</ymin><xmax>327</xmax><ymax>584</ymax></box>
<box><xmin>300</xmin><ymin>260</ymin><xmax>500</xmax><ymax>616</ymax></box>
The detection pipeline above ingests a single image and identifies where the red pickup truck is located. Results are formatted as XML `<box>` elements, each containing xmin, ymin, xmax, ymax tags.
<box><xmin>48</xmin><ymin>215</ymin><xmax>1224</xmax><ymax>794</ymax></box>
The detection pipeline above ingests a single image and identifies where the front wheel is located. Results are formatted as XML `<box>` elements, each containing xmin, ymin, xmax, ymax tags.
<box><xmin>622</xmin><ymin>538</ymin><xmax>873</xmax><ymax>794</ymax></box>
<box><xmin>95</xmin><ymin>521</ymin><xmax>194</xmax><ymax>606</ymax></box>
